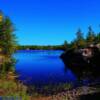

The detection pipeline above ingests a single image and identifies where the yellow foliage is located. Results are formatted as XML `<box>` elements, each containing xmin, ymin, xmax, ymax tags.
<box><xmin>0</xmin><ymin>15</ymin><xmax>3</xmax><ymax>22</ymax></box>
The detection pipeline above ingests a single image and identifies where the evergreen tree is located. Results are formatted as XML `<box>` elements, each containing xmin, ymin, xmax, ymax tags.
<box><xmin>70</xmin><ymin>39</ymin><xmax>78</xmax><ymax>49</ymax></box>
<box><xmin>63</xmin><ymin>40</ymin><xmax>68</xmax><ymax>50</ymax></box>
<box><xmin>3</xmin><ymin>17</ymin><xmax>17</xmax><ymax>56</ymax></box>
<box><xmin>86</xmin><ymin>26</ymin><xmax>96</xmax><ymax>46</ymax></box>
<box><xmin>0</xmin><ymin>11</ymin><xmax>17</xmax><ymax>72</ymax></box>
<box><xmin>75</xmin><ymin>28</ymin><xmax>85</xmax><ymax>48</ymax></box>
<box><xmin>95</xmin><ymin>33</ymin><xmax>100</xmax><ymax>44</ymax></box>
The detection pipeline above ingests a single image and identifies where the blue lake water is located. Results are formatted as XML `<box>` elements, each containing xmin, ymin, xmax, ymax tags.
<box><xmin>14</xmin><ymin>50</ymin><xmax>77</xmax><ymax>86</ymax></box>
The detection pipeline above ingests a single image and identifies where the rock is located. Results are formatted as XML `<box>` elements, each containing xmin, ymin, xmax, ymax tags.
<box><xmin>60</xmin><ymin>46</ymin><xmax>100</xmax><ymax>78</ymax></box>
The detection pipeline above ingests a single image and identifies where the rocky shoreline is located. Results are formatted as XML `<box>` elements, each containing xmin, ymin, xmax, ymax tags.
<box><xmin>31</xmin><ymin>85</ymin><xmax>100</xmax><ymax>100</ymax></box>
<box><xmin>60</xmin><ymin>45</ymin><xmax>100</xmax><ymax>79</ymax></box>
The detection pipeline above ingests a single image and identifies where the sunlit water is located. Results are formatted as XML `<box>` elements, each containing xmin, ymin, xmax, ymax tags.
<box><xmin>14</xmin><ymin>50</ymin><xmax>77</xmax><ymax>86</ymax></box>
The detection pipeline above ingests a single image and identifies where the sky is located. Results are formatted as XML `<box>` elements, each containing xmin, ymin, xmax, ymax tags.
<box><xmin>0</xmin><ymin>0</ymin><xmax>100</xmax><ymax>45</ymax></box>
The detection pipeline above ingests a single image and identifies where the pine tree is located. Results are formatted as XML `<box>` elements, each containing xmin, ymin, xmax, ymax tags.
<box><xmin>75</xmin><ymin>28</ymin><xmax>85</xmax><ymax>48</ymax></box>
<box><xmin>63</xmin><ymin>40</ymin><xmax>68</xmax><ymax>50</ymax></box>
<box><xmin>0</xmin><ymin>11</ymin><xmax>17</xmax><ymax>72</ymax></box>
<box><xmin>86</xmin><ymin>26</ymin><xmax>96</xmax><ymax>46</ymax></box>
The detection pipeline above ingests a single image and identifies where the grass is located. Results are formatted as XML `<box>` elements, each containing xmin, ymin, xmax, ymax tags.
<box><xmin>0</xmin><ymin>73</ymin><xmax>30</xmax><ymax>100</ymax></box>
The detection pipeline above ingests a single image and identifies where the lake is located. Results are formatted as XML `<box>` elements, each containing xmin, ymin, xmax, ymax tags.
<box><xmin>14</xmin><ymin>50</ymin><xmax>77</xmax><ymax>86</ymax></box>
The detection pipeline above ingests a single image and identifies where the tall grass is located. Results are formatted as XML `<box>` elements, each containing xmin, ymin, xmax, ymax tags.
<box><xmin>0</xmin><ymin>73</ymin><xmax>29</xmax><ymax>100</ymax></box>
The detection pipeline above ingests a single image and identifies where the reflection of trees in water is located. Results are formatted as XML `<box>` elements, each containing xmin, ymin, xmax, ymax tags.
<box><xmin>62</xmin><ymin>59</ymin><xmax>100</xmax><ymax>82</ymax></box>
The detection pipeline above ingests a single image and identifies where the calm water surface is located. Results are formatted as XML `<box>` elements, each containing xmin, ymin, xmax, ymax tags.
<box><xmin>14</xmin><ymin>50</ymin><xmax>77</xmax><ymax>86</ymax></box>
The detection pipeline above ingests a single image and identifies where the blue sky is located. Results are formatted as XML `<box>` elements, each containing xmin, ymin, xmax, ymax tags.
<box><xmin>0</xmin><ymin>0</ymin><xmax>100</xmax><ymax>45</ymax></box>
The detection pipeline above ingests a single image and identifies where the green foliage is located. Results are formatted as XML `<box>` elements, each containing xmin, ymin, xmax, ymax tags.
<box><xmin>17</xmin><ymin>45</ymin><xmax>65</xmax><ymax>50</ymax></box>
<box><xmin>69</xmin><ymin>26</ymin><xmax>100</xmax><ymax>49</ymax></box>
<box><xmin>69</xmin><ymin>39</ymin><xmax>78</xmax><ymax>49</ymax></box>
<box><xmin>0</xmin><ymin>11</ymin><xmax>17</xmax><ymax>72</ymax></box>
<box><xmin>62</xmin><ymin>40</ymin><xmax>69</xmax><ymax>50</ymax></box>
<box><xmin>69</xmin><ymin>29</ymin><xmax>86</xmax><ymax>49</ymax></box>
<box><xmin>76</xmin><ymin>28</ymin><xmax>83</xmax><ymax>40</ymax></box>
<box><xmin>95</xmin><ymin>33</ymin><xmax>100</xmax><ymax>43</ymax></box>
<box><xmin>86</xmin><ymin>26</ymin><xmax>96</xmax><ymax>45</ymax></box>
<box><xmin>75</xmin><ymin>28</ymin><xmax>86</xmax><ymax>48</ymax></box>
<box><xmin>0</xmin><ymin>17</ymin><xmax>17</xmax><ymax>56</ymax></box>
<box><xmin>0</xmin><ymin>78</ymin><xmax>29</xmax><ymax>99</ymax></box>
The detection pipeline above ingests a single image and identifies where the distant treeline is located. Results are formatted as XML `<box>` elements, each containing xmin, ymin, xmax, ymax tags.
<box><xmin>17</xmin><ymin>45</ymin><xmax>67</xmax><ymax>50</ymax></box>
